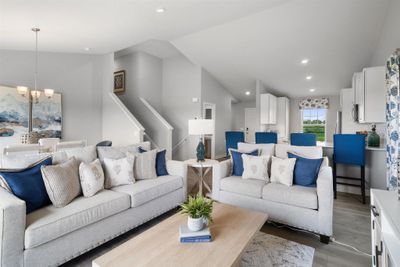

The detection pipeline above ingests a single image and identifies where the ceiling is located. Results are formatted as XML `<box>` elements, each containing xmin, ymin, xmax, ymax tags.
<box><xmin>172</xmin><ymin>0</ymin><xmax>390</xmax><ymax>100</ymax></box>
<box><xmin>0</xmin><ymin>0</ymin><xmax>391</xmax><ymax>101</ymax></box>
<box><xmin>0</xmin><ymin>0</ymin><xmax>279</xmax><ymax>54</ymax></box>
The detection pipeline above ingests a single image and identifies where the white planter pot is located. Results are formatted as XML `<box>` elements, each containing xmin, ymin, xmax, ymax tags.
<box><xmin>187</xmin><ymin>216</ymin><xmax>204</xmax><ymax>232</ymax></box>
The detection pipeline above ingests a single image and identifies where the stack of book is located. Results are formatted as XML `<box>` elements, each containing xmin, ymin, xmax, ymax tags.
<box><xmin>179</xmin><ymin>224</ymin><xmax>212</xmax><ymax>243</ymax></box>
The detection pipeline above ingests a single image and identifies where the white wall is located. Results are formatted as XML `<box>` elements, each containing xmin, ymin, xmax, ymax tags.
<box><xmin>289</xmin><ymin>95</ymin><xmax>339</xmax><ymax>143</ymax></box>
<box><xmin>201</xmin><ymin>69</ymin><xmax>235</xmax><ymax>158</ymax></box>
<box><xmin>370</xmin><ymin>0</ymin><xmax>400</xmax><ymax>66</ymax></box>
<box><xmin>162</xmin><ymin>54</ymin><xmax>202</xmax><ymax>160</ymax></box>
<box><xmin>114</xmin><ymin>52</ymin><xmax>168</xmax><ymax>149</ymax></box>
<box><xmin>231</xmin><ymin>101</ymin><xmax>256</xmax><ymax>131</ymax></box>
<box><xmin>0</xmin><ymin>49</ymin><xmax>105</xmax><ymax>145</ymax></box>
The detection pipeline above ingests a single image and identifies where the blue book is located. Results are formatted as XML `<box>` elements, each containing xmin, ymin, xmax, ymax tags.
<box><xmin>180</xmin><ymin>236</ymin><xmax>212</xmax><ymax>243</ymax></box>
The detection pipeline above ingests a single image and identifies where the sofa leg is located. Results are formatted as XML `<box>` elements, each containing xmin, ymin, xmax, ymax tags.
<box><xmin>320</xmin><ymin>235</ymin><xmax>330</xmax><ymax>244</ymax></box>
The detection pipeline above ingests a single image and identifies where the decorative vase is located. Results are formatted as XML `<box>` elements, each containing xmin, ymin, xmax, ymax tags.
<box><xmin>367</xmin><ymin>124</ymin><xmax>380</xmax><ymax>148</ymax></box>
<box><xmin>187</xmin><ymin>217</ymin><xmax>204</xmax><ymax>232</ymax></box>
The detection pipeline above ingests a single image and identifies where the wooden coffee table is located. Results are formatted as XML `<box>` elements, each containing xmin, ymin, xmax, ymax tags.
<box><xmin>93</xmin><ymin>202</ymin><xmax>268</xmax><ymax>267</ymax></box>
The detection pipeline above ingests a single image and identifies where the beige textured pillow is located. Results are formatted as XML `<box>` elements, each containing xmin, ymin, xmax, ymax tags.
<box><xmin>79</xmin><ymin>159</ymin><xmax>104</xmax><ymax>197</ymax></box>
<box><xmin>41</xmin><ymin>157</ymin><xmax>81</xmax><ymax>208</ymax></box>
<box><xmin>103</xmin><ymin>156</ymin><xmax>135</xmax><ymax>188</ymax></box>
<box><xmin>127</xmin><ymin>149</ymin><xmax>157</xmax><ymax>180</ymax></box>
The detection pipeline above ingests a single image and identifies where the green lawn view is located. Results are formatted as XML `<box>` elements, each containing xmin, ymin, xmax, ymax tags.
<box><xmin>303</xmin><ymin>125</ymin><xmax>325</xmax><ymax>141</ymax></box>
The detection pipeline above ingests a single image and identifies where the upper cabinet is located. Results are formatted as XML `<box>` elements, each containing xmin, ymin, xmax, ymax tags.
<box><xmin>276</xmin><ymin>97</ymin><xmax>290</xmax><ymax>140</ymax></box>
<box><xmin>352</xmin><ymin>66</ymin><xmax>386</xmax><ymax>123</ymax></box>
<box><xmin>260</xmin><ymin>93</ymin><xmax>277</xmax><ymax>124</ymax></box>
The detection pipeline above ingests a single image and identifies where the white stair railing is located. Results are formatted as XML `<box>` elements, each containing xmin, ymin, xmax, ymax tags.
<box><xmin>103</xmin><ymin>92</ymin><xmax>145</xmax><ymax>145</ymax></box>
<box><xmin>139</xmin><ymin>97</ymin><xmax>173</xmax><ymax>159</ymax></box>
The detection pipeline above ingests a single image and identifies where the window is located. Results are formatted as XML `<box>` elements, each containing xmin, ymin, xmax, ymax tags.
<box><xmin>302</xmin><ymin>108</ymin><xmax>326</xmax><ymax>142</ymax></box>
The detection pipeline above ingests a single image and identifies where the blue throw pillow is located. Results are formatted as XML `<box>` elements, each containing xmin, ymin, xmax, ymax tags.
<box><xmin>139</xmin><ymin>147</ymin><xmax>168</xmax><ymax>176</ymax></box>
<box><xmin>0</xmin><ymin>157</ymin><xmax>52</xmax><ymax>213</ymax></box>
<box><xmin>287</xmin><ymin>152</ymin><xmax>323</xmax><ymax>187</ymax></box>
<box><xmin>230</xmin><ymin>149</ymin><xmax>258</xmax><ymax>176</ymax></box>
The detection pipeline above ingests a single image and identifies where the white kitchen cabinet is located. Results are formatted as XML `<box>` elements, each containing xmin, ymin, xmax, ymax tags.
<box><xmin>352</xmin><ymin>72</ymin><xmax>364</xmax><ymax>122</ymax></box>
<box><xmin>364</xmin><ymin>66</ymin><xmax>386</xmax><ymax>123</ymax></box>
<box><xmin>371</xmin><ymin>190</ymin><xmax>400</xmax><ymax>267</ymax></box>
<box><xmin>260</xmin><ymin>93</ymin><xmax>277</xmax><ymax>124</ymax></box>
<box><xmin>353</xmin><ymin>67</ymin><xmax>386</xmax><ymax>123</ymax></box>
<box><xmin>275</xmin><ymin>97</ymin><xmax>289</xmax><ymax>141</ymax></box>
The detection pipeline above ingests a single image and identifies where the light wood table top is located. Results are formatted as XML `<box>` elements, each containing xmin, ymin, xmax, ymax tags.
<box><xmin>93</xmin><ymin>202</ymin><xmax>268</xmax><ymax>267</ymax></box>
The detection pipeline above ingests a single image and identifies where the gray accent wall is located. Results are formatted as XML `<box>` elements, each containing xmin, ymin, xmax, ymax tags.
<box><xmin>0</xmin><ymin>49</ymin><xmax>106</xmax><ymax>145</ymax></box>
<box><xmin>201</xmin><ymin>69</ymin><xmax>235</xmax><ymax>158</ymax></box>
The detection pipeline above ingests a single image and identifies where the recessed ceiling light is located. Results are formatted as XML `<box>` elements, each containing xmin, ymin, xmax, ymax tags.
<box><xmin>309</xmin><ymin>88</ymin><xmax>315</xmax><ymax>92</ymax></box>
<box><xmin>301</xmin><ymin>59</ymin><xmax>309</xmax><ymax>64</ymax></box>
<box><xmin>245</xmin><ymin>91</ymin><xmax>251</xmax><ymax>95</ymax></box>
<box><xmin>156</xmin><ymin>7</ymin><xmax>166</xmax><ymax>13</ymax></box>
<box><xmin>306</xmin><ymin>76</ymin><xmax>312</xmax><ymax>80</ymax></box>
<box><xmin>84</xmin><ymin>47</ymin><xmax>91</xmax><ymax>51</ymax></box>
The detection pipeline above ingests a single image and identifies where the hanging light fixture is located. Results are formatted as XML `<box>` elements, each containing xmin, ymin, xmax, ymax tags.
<box><xmin>17</xmin><ymin>27</ymin><xmax>55</xmax><ymax>103</ymax></box>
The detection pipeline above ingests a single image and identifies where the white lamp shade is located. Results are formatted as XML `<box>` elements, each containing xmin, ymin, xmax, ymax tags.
<box><xmin>17</xmin><ymin>86</ymin><xmax>28</xmax><ymax>95</ymax></box>
<box><xmin>44</xmin><ymin>88</ymin><xmax>54</xmax><ymax>98</ymax></box>
<box><xmin>188</xmin><ymin>119</ymin><xmax>214</xmax><ymax>135</ymax></box>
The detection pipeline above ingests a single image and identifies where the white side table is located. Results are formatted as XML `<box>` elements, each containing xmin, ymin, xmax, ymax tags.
<box><xmin>185</xmin><ymin>159</ymin><xmax>219</xmax><ymax>196</ymax></box>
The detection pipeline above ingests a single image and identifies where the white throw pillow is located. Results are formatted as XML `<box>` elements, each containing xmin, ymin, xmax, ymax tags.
<box><xmin>61</xmin><ymin>145</ymin><xmax>97</xmax><ymax>165</ymax></box>
<box><xmin>275</xmin><ymin>144</ymin><xmax>322</xmax><ymax>159</ymax></box>
<box><xmin>127</xmin><ymin>149</ymin><xmax>157</xmax><ymax>180</ymax></box>
<box><xmin>270</xmin><ymin>156</ymin><xmax>296</xmax><ymax>186</ymax></box>
<box><xmin>79</xmin><ymin>159</ymin><xmax>105</xmax><ymax>197</ymax></box>
<box><xmin>237</xmin><ymin>142</ymin><xmax>275</xmax><ymax>157</ymax></box>
<box><xmin>241</xmin><ymin>154</ymin><xmax>270</xmax><ymax>181</ymax></box>
<box><xmin>103</xmin><ymin>157</ymin><xmax>135</xmax><ymax>188</ymax></box>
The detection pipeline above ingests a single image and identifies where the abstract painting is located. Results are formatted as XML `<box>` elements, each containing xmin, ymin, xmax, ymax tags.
<box><xmin>32</xmin><ymin>93</ymin><xmax>62</xmax><ymax>138</ymax></box>
<box><xmin>0</xmin><ymin>85</ymin><xmax>29</xmax><ymax>147</ymax></box>
<box><xmin>114</xmin><ymin>70</ymin><xmax>125</xmax><ymax>93</ymax></box>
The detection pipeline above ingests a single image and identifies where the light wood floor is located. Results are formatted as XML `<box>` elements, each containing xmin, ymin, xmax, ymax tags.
<box><xmin>64</xmin><ymin>170</ymin><xmax>372</xmax><ymax>267</ymax></box>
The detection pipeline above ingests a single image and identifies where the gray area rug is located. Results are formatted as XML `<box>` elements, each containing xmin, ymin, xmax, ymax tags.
<box><xmin>242</xmin><ymin>232</ymin><xmax>315</xmax><ymax>267</ymax></box>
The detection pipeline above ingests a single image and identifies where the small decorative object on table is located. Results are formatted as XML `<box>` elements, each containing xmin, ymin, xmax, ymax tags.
<box><xmin>367</xmin><ymin>124</ymin><xmax>380</xmax><ymax>147</ymax></box>
<box><xmin>188</xmin><ymin>119</ymin><xmax>214</xmax><ymax>162</ymax></box>
<box><xmin>180</xmin><ymin>194</ymin><xmax>214</xmax><ymax>233</ymax></box>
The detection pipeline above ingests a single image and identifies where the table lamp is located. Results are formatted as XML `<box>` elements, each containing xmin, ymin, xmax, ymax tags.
<box><xmin>188</xmin><ymin>119</ymin><xmax>214</xmax><ymax>162</ymax></box>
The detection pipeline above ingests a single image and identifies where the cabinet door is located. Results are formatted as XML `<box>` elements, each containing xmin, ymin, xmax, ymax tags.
<box><xmin>269</xmin><ymin>95</ymin><xmax>277</xmax><ymax>124</ymax></box>
<box><xmin>260</xmin><ymin>94</ymin><xmax>270</xmax><ymax>124</ymax></box>
<box><xmin>364</xmin><ymin>67</ymin><xmax>386</xmax><ymax>123</ymax></box>
<box><xmin>355</xmin><ymin>72</ymin><xmax>365</xmax><ymax>123</ymax></box>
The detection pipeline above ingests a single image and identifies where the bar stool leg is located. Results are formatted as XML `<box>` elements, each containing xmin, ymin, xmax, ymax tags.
<box><xmin>361</xmin><ymin>166</ymin><xmax>366</xmax><ymax>204</ymax></box>
<box><xmin>333</xmin><ymin>162</ymin><xmax>337</xmax><ymax>199</ymax></box>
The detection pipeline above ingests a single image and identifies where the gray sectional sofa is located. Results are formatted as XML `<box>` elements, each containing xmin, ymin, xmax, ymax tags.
<box><xmin>0</xmin><ymin>143</ymin><xmax>187</xmax><ymax>267</ymax></box>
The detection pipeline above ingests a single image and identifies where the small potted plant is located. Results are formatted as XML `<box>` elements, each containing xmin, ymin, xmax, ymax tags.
<box><xmin>180</xmin><ymin>194</ymin><xmax>214</xmax><ymax>232</ymax></box>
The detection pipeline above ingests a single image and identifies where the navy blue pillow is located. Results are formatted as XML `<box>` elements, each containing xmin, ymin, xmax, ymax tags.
<box><xmin>0</xmin><ymin>157</ymin><xmax>52</xmax><ymax>213</ymax></box>
<box><xmin>139</xmin><ymin>147</ymin><xmax>168</xmax><ymax>176</ymax></box>
<box><xmin>230</xmin><ymin>149</ymin><xmax>258</xmax><ymax>176</ymax></box>
<box><xmin>287</xmin><ymin>152</ymin><xmax>323</xmax><ymax>187</ymax></box>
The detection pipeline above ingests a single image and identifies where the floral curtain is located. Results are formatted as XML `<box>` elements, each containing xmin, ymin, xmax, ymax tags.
<box><xmin>298</xmin><ymin>97</ymin><xmax>329</xmax><ymax>109</ymax></box>
<box><xmin>386</xmin><ymin>51</ymin><xmax>400</xmax><ymax>190</ymax></box>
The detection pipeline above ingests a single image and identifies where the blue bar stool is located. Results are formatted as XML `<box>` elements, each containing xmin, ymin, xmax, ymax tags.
<box><xmin>290</xmin><ymin>133</ymin><xmax>317</xmax><ymax>146</ymax></box>
<box><xmin>255</xmin><ymin>132</ymin><xmax>278</xmax><ymax>144</ymax></box>
<box><xmin>225</xmin><ymin>131</ymin><xmax>245</xmax><ymax>156</ymax></box>
<box><xmin>333</xmin><ymin>134</ymin><xmax>366</xmax><ymax>204</ymax></box>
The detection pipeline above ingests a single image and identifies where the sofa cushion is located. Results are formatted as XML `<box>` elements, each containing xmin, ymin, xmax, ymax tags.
<box><xmin>275</xmin><ymin>144</ymin><xmax>322</xmax><ymax>159</ymax></box>
<box><xmin>111</xmin><ymin>175</ymin><xmax>183</xmax><ymax>208</ymax></box>
<box><xmin>220</xmin><ymin>176</ymin><xmax>266</xmax><ymax>198</ymax></box>
<box><xmin>262</xmin><ymin>183</ymin><xmax>318</xmax><ymax>210</ymax></box>
<box><xmin>238</xmin><ymin>142</ymin><xmax>275</xmax><ymax>157</ymax></box>
<box><xmin>25</xmin><ymin>190</ymin><xmax>130</xmax><ymax>249</ymax></box>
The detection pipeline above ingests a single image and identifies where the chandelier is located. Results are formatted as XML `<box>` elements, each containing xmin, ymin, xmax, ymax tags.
<box><xmin>17</xmin><ymin>27</ymin><xmax>54</xmax><ymax>103</ymax></box>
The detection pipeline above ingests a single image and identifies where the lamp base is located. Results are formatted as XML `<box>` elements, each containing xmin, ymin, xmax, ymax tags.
<box><xmin>196</xmin><ymin>140</ymin><xmax>206</xmax><ymax>162</ymax></box>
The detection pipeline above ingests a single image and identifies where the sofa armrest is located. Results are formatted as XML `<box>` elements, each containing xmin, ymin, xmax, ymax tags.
<box><xmin>0</xmin><ymin>187</ymin><xmax>26</xmax><ymax>267</ymax></box>
<box><xmin>212</xmin><ymin>159</ymin><xmax>231</xmax><ymax>201</ymax></box>
<box><xmin>166</xmin><ymin>160</ymin><xmax>188</xmax><ymax>199</ymax></box>
<box><xmin>316</xmin><ymin>166</ymin><xmax>333</xmax><ymax>236</ymax></box>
